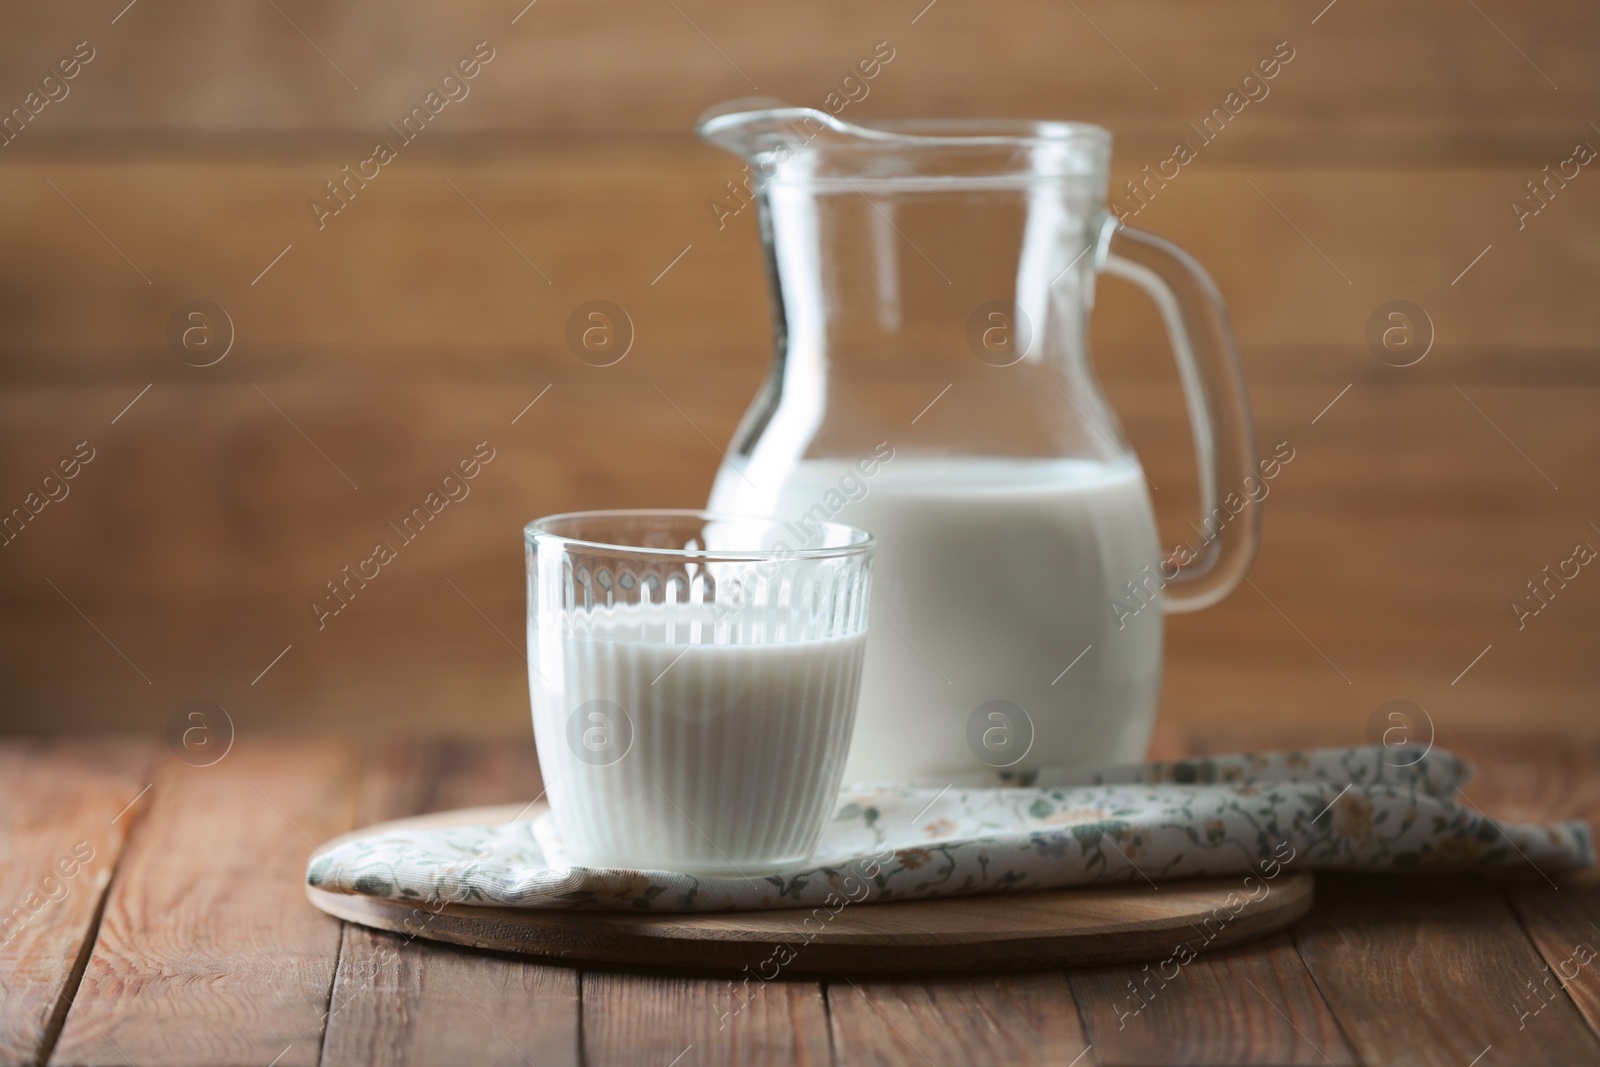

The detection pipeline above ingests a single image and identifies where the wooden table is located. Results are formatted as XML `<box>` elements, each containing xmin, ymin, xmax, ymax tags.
<box><xmin>4</xmin><ymin>731</ymin><xmax>1598</xmax><ymax>1067</ymax></box>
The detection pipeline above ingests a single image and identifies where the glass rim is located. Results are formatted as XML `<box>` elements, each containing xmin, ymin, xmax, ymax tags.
<box><xmin>524</xmin><ymin>508</ymin><xmax>874</xmax><ymax>562</ymax></box>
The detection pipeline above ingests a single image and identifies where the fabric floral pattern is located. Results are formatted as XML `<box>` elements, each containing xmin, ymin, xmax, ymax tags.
<box><xmin>305</xmin><ymin>746</ymin><xmax>1593</xmax><ymax>913</ymax></box>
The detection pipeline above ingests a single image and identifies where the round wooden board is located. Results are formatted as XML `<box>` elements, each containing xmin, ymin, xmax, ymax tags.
<box><xmin>307</xmin><ymin>803</ymin><xmax>1313</xmax><ymax>975</ymax></box>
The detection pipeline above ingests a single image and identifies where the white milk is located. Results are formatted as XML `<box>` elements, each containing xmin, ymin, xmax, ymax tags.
<box><xmin>529</xmin><ymin>603</ymin><xmax>867</xmax><ymax>873</ymax></box>
<box><xmin>711</xmin><ymin>457</ymin><xmax>1162</xmax><ymax>782</ymax></box>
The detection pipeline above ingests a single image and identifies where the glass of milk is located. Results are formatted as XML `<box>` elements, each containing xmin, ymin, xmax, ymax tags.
<box><xmin>525</xmin><ymin>509</ymin><xmax>873</xmax><ymax>875</ymax></box>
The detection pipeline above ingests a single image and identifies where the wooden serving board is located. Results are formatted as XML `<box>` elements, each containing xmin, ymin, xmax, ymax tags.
<box><xmin>307</xmin><ymin>804</ymin><xmax>1313</xmax><ymax>975</ymax></box>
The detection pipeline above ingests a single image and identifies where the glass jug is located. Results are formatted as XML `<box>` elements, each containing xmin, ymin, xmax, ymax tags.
<box><xmin>700</xmin><ymin>101</ymin><xmax>1259</xmax><ymax>784</ymax></box>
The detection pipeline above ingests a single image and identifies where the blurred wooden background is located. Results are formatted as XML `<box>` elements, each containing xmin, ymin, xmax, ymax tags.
<box><xmin>1</xmin><ymin>0</ymin><xmax>1596</xmax><ymax>746</ymax></box>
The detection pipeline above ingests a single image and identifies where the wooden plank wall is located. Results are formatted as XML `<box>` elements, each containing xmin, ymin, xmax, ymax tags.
<box><xmin>1</xmin><ymin>0</ymin><xmax>1597</xmax><ymax>741</ymax></box>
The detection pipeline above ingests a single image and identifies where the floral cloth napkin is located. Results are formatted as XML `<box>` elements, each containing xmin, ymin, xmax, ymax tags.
<box><xmin>305</xmin><ymin>746</ymin><xmax>1592</xmax><ymax>913</ymax></box>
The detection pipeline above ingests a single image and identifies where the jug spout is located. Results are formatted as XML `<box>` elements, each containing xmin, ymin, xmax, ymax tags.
<box><xmin>697</xmin><ymin>99</ymin><xmax>901</xmax><ymax>162</ymax></box>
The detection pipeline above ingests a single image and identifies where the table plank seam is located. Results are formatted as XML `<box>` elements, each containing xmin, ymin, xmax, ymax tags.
<box><xmin>34</xmin><ymin>881</ymin><xmax>109</xmax><ymax>1067</ymax></box>
<box><xmin>1288</xmin><ymin>927</ymin><xmax>1369</xmax><ymax>1067</ymax></box>
<box><xmin>818</xmin><ymin>976</ymin><xmax>839</xmax><ymax>1067</ymax></box>
<box><xmin>35</xmin><ymin>745</ymin><xmax>160</xmax><ymax>1067</ymax></box>
<box><xmin>576</xmin><ymin>965</ymin><xmax>588</xmax><ymax>1067</ymax></box>
<box><xmin>1502</xmin><ymin>885</ymin><xmax>1600</xmax><ymax>1048</ymax></box>
<box><xmin>1060</xmin><ymin>967</ymin><xmax>1100</xmax><ymax>1067</ymax></box>
<box><xmin>313</xmin><ymin>921</ymin><xmax>353</xmax><ymax>1067</ymax></box>
<box><xmin>1293</xmin><ymin>923</ymin><xmax>1371</xmax><ymax>1065</ymax></box>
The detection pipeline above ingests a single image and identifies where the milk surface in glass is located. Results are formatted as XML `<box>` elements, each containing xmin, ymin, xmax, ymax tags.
<box><xmin>711</xmin><ymin>456</ymin><xmax>1162</xmax><ymax>783</ymax></box>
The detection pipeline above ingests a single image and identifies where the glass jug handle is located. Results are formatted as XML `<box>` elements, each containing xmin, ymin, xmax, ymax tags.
<box><xmin>1098</xmin><ymin>220</ymin><xmax>1260</xmax><ymax>613</ymax></box>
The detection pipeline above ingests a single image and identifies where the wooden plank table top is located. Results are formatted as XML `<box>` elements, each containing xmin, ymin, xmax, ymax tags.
<box><xmin>3</xmin><ymin>731</ymin><xmax>1596</xmax><ymax>1067</ymax></box>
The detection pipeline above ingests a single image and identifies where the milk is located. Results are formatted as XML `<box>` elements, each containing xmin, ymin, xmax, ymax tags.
<box><xmin>529</xmin><ymin>603</ymin><xmax>867</xmax><ymax>873</ymax></box>
<box><xmin>710</xmin><ymin>457</ymin><xmax>1162</xmax><ymax>782</ymax></box>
